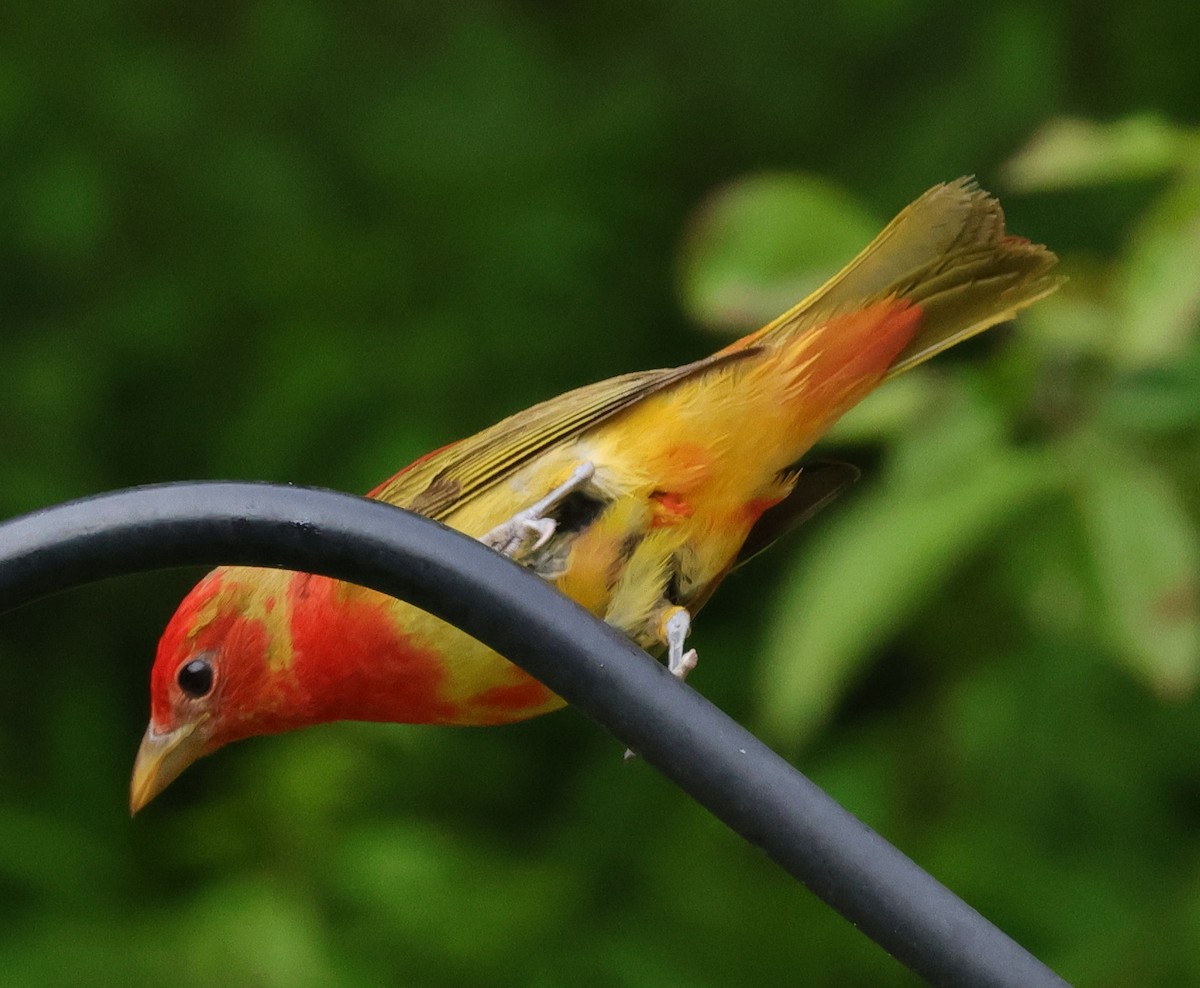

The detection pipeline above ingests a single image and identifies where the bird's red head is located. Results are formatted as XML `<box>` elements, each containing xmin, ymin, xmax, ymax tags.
<box><xmin>130</xmin><ymin>566</ymin><xmax>297</xmax><ymax>814</ymax></box>
<box><xmin>131</xmin><ymin>564</ymin><xmax>492</xmax><ymax>813</ymax></box>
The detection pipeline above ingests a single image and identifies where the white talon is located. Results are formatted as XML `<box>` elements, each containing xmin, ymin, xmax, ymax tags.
<box><xmin>480</xmin><ymin>462</ymin><xmax>595</xmax><ymax>561</ymax></box>
<box><xmin>663</xmin><ymin>608</ymin><xmax>696</xmax><ymax>681</ymax></box>
<box><xmin>671</xmin><ymin>648</ymin><xmax>698</xmax><ymax>680</ymax></box>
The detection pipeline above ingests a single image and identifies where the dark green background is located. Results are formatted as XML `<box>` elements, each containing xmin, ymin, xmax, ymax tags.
<box><xmin>3</xmin><ymin>2</ymin><xmax>1200</xmax><ymax>985</ymax></box>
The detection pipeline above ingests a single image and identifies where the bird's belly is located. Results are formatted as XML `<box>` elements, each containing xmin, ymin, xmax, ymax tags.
<box><xmin>552</xmin><ymin>492</ymin><xmax>753</xmax><ymax>647</ymax></box>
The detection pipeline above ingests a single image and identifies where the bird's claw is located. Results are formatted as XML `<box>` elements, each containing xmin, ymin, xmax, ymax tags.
<box><xmin>480</xmin><ymin>516</ymin><xmax>557</xmax><ymax>559</ymax></box>
<box><xmin>671</xmin><ymin>647</ymin><xmax>698</xmax><ymax>680</ymax></box>
<box><xmin>663</xmin><ymin>608</ymin><xmax>696</xmax><ymax>680</ymax></box>
<box><xmin>480</xmin><ymin>462</ymin><xmax>596</xmax><ymax>563</ymax></box>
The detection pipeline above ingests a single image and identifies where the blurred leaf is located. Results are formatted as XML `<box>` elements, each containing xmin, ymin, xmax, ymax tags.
<box><xmin>1111</xmin><ymin>177</ymin><xmax>1200</xmax><ymax>368</ymax></box>
<box><xmin>0</xmin><ymin>807</ymin><xmax>118</xmax><ymax>897</ymax></box>
<box><xmin>332</xmin><ymin>821</ymin><xmax>577</xmax><ymax>981</ymax></box>
<box><xmin>885</xmin><ymin>377</ymin><xmax>1009</xmax><ymax>488</ymax></box>
<box><xmin>824</xmin><ymin>371</ymin><xmax>941</xmax><ymax>444</ymax></box>
<box><xmin>998</xmin><ymin>496</ymin><xmax>1098</xmax><ymax>645</ymax></box>
<box><xmin>172</xmin><ymin>880</ymin><xmax>350</xmax><ymax>988</ymax></box>
<box><xmin>757</xmin><ymin>440</ymin><xmax>1055</xmax><ymax>747</ymax></box>
<box><xmin>1074</xmin><ymin>439</ymin><xmax>1200</xmax><ymax>698</ymax></box>
<box><xmin>15</xmin><ymin>148</ymin><xmax>112</xmax><ymax>262</ymax></box>
<box><xmin>1002</xmin><ymin>114</ymin><xmax>1194</xmax><ymax>191</ymax></box>
<box><xmin>1102</xmin><ymin>340</ymin><xmax>1200</xmax><ymax>434</ymax></box>
<box><xmin>677</xmin><ymin>172</ymin><xmax>880</xmax><ymax>332</ymax></box>
<box><xmin>1018</xmin><ymin>276</ymin><xmax>1116</xmax><ymax>360</ymax></box>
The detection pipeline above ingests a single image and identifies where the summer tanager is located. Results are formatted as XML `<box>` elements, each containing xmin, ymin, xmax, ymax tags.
<box><xmin>131</xmin><ymin>179</ymin><xmax>1059</xmax><ymax>812</ymax></box>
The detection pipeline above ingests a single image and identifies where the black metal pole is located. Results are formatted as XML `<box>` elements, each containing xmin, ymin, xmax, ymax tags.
<box><xmin>0</xmin><ymin>482</ymin><xmax>1069</xmax><ymax>988</ymax></box>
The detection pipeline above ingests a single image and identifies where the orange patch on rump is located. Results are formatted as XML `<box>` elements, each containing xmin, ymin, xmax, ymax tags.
<box><xmin>791</xmin><ymin>300</ymin><xmax>923</xmax><ymax>399</ymax></box>
<box><xmin>650</xmin><ymin>491</ymin><xmax>694</xmax><ymax>528</ymax></box>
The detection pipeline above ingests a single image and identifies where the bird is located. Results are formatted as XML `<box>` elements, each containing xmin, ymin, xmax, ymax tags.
<box><xmin>131</xmin><ymin>178</ymin><xmax>1059</xmax><ymax>813</ymax></box>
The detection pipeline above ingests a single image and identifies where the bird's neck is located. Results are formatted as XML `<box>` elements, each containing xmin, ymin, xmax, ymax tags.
<box><xmin>278</xmin><ymin>573</ymin><xmax>562</xmax><ymax>730</ymax></box>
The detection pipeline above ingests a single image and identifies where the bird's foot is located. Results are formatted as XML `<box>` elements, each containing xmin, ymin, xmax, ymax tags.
<box><xmin>624</xmin><ymin>606</ymin><xmax>696</xmax><ymax>761</ymax></box>
<box><xmin>662</xmin><ymin>607</ymin><xmax>698</xmax><ymax>681</ymax></box>
<box><xmin>479</xmin><ymin>461</ymin><xmax>596</xmax><ymax>562</ymax></box>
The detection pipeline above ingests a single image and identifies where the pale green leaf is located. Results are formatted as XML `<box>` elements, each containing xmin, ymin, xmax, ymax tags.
<box><xmin>757</xmin><ymin>447</ymin><xmax>1054</xmax><ymax>747</ymax></box>
<box><xmin>1112</xmin><ymin>178</ymin><xmax>1200</xmax><ymax>368</ymax></box>
<box><xmin>1018</xmin><ymin>282</ymin><xmax>1116</xmax><ymax>360</ymax></box>
<box><xmin>883</xmin><ymin>380</ymin><xmax>1008</xmax><ymax>488</ymax></box>
<box><xmin>824</xmin><ymin>371</ymin><xmax>940</xmax><ymax>444</ymax></box>
<box><xmin>1075</xmin><ymin>441</ymin><xmax>1200</xmax><ymax>698</ymax></box>
<box><xmin>1002</xmin><ymin>114</ymin><xmax>1192</xmax><ymax>191</ymax></box>
<box><xmin>1102</xmin><ymin>342</ymin><xmax>1200</xmax><ymax>434</ymax></box>
<box><xmin>173</xmin><ymin>880</ymin><xmax>347</xmax><ymax>987</ymax></box>
<box><xmin>677</xmin><ymin>172</ymin><xmax>880</xmax><ymax>332</ymax></box>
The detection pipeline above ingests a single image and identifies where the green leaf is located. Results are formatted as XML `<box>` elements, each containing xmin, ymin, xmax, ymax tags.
<box><xmin>168</xmin><ymin>881</ymin><xmax>347</xmax><ymax>988</ymax></box>
<box><xmin>756</xmin><ymin>443</ymin><xmax>1054</xmax><ymax>748</ymax></box>
<box><xmin>1018</xmin><ymin>280</ymin><xmax>1117</xmax><ymax>360</ymax></box>
<box><xmin>823</xmin><ymin>371</ymin><xmax>940</xmax><ymax>445</ymax></box>
<box><xmin>1102</xmin><ymin>341</ymin><xmax>1200</xmax><ymax>434</ymax></box>
<box><xmin>1111</xmin><ymin>178</ymin><xmax>1200</xmax><ymax>368</ymax></box>
<box><xmin>677</xmin><ymin>172</ymin><xmax>880</xmax><ymax>332</ymax></box>
<box><xmin>1002</xmin><ymin>114</ymin><xmax>1193</xmax><ymax>191</ymax></box>
<box><xmin>1075</xmin><ymin>440</ymin><xmax>1200</xmax><ymax>698</ymax></box>
<box><xmin>332</xmin><ymin>822</ymin><xmax>576</xmax><ymax>975</ymax></box>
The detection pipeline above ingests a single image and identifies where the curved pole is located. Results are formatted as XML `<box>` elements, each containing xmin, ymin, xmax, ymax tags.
<box><xmin>0</xmin><ymin>482</ymin><xmax>1070</xmax><ymax>988</ymax></box>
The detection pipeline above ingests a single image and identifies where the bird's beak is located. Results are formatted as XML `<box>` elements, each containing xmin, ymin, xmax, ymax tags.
<box><xmin>129</xmin><ymin>716</ymin><xmax>209</xmax><ymax>815</ymax></box>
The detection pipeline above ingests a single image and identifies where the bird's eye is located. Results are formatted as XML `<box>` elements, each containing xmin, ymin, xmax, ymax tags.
<box><xmin>177</xmin><ymin>657</ymin><xmax>215</xmax><ymax>698</ymax></box>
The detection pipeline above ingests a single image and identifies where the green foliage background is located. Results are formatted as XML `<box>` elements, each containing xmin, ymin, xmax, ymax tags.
<box><xmin>3</xmin><ymin>2</ymin><xmax>1200</xmax><ymax>985</ymax></box>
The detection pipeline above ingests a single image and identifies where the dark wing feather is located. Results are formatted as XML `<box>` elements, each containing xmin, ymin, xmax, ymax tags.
<box><xmin>733</xmin><ymin>461</ymin><xmax>860</xmax><ymax>568</ymax></box>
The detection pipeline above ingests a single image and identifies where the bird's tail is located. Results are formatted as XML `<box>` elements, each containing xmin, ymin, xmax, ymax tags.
<box><xmin>708</xmin><ymin>179</ymin><xmax>1060</xmax><ymax>461</ymax></box>
<box><xmin>725</xmin><ymin>177</ymin><xmax>1061</xmax><ymax>378</ymax></box>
